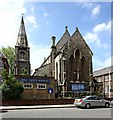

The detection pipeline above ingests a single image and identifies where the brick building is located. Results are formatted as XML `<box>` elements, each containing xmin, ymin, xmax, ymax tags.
<box><xmin>33</xmin><ymin>26</ymin><xmax>93</xmax><ymax>98</ymax></box>
<box><xmin>16</xmin><ymin>75</ymin><xmax>57</xmax><ymax>99</ymax></box>
<box><xmin>93</xmin><ymin>66</ymin><xmax>113</xmax><ymax>98</ymax></box>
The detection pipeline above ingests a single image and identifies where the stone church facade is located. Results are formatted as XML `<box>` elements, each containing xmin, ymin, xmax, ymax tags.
<box><xmin>34</xmin><ymin>26</ymin><xmax>93</xmax><ymax>97</ymax></box>
<box><xmin>14</xmin><ymin>16</ymin><xmax>31</xmax><ymax>76</ymax></box>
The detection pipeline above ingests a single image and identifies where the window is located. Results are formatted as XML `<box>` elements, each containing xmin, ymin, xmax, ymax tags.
<box><xmin>63</xmin><ymin>72</ymin><xmax>66</xmax><ymax>80</ymax></box>
<box><xmin>23</xmin><ymin>83</ymin><xmax>33</xmax><ymax>89</ymax></box>
<box><xmin>98</xmin><ymin>78</ymin><xmax>101</xmax><ymax>82</ymax></box>
<box><xmin>105</xmin><ymin>86</ymin><xmax>109</xmax><ymax>93</ymax></box>
<box><xmin>20</xmin><ymin>50</ymin><xmax>25</xmax><ymax>60</ymax></box>
<box><xmin>105</xmin><ymin>75</ymin><xmax>109</xmax><ymax>81</ymax></box>
<box><xmin>37</xmin><ymin>84</ymin><xmax>46</xmax><ymax>89</ymax></box>
<box><xmin>56</xmin><ymin>62</ymin><xmax>58</xmax><ymax>80</ymax></box>
<box><xmin>87</xmin><ymin>97</ymin><xmax>94</xmax><ymax>100</ymax></box>
<box><xmin>63</xmin><ymin>59</ymin><xmax>66</xmax><ymax>72</ymax></box>
<box><xmin>59</xmin><ymin>59</ymin><xmax>62</xmax><ymax>83</ymax></box>
<box><xmin>93</xmin><ymin>96</ymin><xmax>100</xmax><ymax>100</ymax></box>
<box><xmin>105</xmin><ymin>74</ymin><xmax>111</xmax><ymax>81</ymax></box>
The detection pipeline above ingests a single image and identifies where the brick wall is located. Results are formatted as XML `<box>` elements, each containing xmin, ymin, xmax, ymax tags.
<box><xmin>1</xmin><ymin>98</ymin><xmax>112</xmax><ymax>106</ymax></box>
<box><xmin>1</xmin><ymin>99</ymin><xmax>75</xmax><ymax>106</ymax></box>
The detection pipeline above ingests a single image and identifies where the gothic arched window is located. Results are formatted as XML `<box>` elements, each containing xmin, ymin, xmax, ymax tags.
<box><xmin>69</xmin><ymin>55</ymin><xmax>74</xmax><ymax>82</ymax></box>
<box><xmin>81</xmin><ymin>56</ymin><xmax>86</xmax><ymax>81</ymax></box>
<box><xmin>75</xmin><ymin>49</ymin><xmax>80</xmax><ymax>81</ymax></box>
<box><xmin>20</xmin><ymin>50</ymin><xmax>25</xmax><ymax>60</ymax></box>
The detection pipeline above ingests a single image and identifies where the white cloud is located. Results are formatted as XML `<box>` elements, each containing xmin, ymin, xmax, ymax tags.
<box><xmin>104</xmin><ymin>57</ymin><xmax>111</xmax><ymax>67</ymax></box>
<box><xmin>93</xmin><ymin>23</ymin><xmax>106</xmax><ymax>33</ymax></box>
<box><xmin>84</xmin><ymin>32</ymin><xmax>103</xmax><ymax>48</ymax></box>
<box><xmin>92</xmin><ymin>5</ymin><xmax>100</xmax><ymax>16</ymax></box>
<box><xmin>106</xmin><ymin>20</ymin><xmax>112</xmax><ymax>33</ymax></box>
<box><xmin>29</xmin><ymin>43</ymin><xmax>50</xmax><ymax>73</ymax></box>
<box><xmin>81</xmin><ymin>3</ymin><xmax>94</xmax><ymax>9</ymax></box>
<box><xmin>80</xmin><ymin>3</ymin><xmax>101</xmax><ymax>17</ymax></box>
<box><xmin>84</xmin><ymin>32</ymin><xmax>99</xmax><ymax>43</ymax></box>
<box><xmin>93</xmin><ymin>56</ymin><xmax>111</xmax><ymax>71</ymax></box>
<box><xmin>26</xmin><ymin>16</ymin><xmax>38</xmax><ymax>28</ymax></box>
<box><xmin>93</xmin><ymin>21</ymin><xmax>111</xmax><ymax>33</ymax></box>
<box><xmin>31</xmin><ymin>6</ymin><xmax>34</xmax><ymax>14</ymax></box>
<box><xmin>84</xmin><ymin>20</ymin><xmax>111</xmax><ymax>49</ymax></box>
<box><xmin>44</xmin><ymin>12</ymin><xmax>48</xmax><ymax>17</ymax></box>
<box><xmin>46</xmin><ymin>21</ymin><xmax>49</xmax><ymax>25</ymax></box>
<box><xmin>0</xmin><ymin>0</ymin><xmax>39</xmax><ymax>72</ymax></box>
<box><xmin>93</xmin><ymin>58</ymin><xmax>103</xmax><ymax>71</ymax></box>
<box><xmin>0</xmin><ymin>0</ymin><xmax>49</xmax><ymax>73</ymax></box>
<box><xmin>85</xmin><ymin>20</ymin><xmax>111</xmax><ymax>71</ymax></box>
<box><xmin>84</xmin><ymin>32</ymin><xmax>108</xmax><ymax>48</ymax></box>
<box><xmin>0</xmin><ymin>0</ymin><xmax>26</xmax><ymax>48</ymax></box>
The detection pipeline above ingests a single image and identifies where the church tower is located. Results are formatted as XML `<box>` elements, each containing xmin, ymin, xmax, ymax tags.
<box><xmin>14</xmin><ymin>15</ymin><xmax>31</xmax><ymax>75</ymax></box>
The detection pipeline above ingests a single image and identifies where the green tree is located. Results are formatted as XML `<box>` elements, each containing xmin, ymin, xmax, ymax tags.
<box><xmin>20</xmin><ymin>68</ymin><xmax>29</xmax><ymax>76</ymax></box>
<box><xmin>1</xmin><ymin>46</ymin><xmax>15</xmax><ymax>74</ymax></box>
<box><xmin>0</xmin><ymin>69</ymin><xmax>24</xmax><ymax>100</ymax></box>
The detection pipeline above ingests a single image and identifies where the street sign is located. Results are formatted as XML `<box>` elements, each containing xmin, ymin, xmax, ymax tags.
<box><xmin>18</xmin><ymin>78</ymin><xmax>50</xmax><ymax>83</ymax></box>
<box><xmin>70</xmin><ymin>83</ymin><xmax>85</xmax><ymax>92</ymax></box>
<box><xmin>48</xmin><ymin>88</ymin><xmax>53</xmax><ymax>94</ymax></box>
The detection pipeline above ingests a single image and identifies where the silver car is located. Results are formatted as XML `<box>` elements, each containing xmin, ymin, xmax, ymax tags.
<box><xmin>74</xmin><ymin>95</ymin><xmax>110</xmax><ymax>108</ymax></box>
<box><xmin>110</xmin><ymin>100</ymin><xmax>113</xmax><ymax>106</ymax></box>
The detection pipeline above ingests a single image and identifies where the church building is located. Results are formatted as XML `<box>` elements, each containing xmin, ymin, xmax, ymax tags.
<box><xmin>14</xmin><ymin>16</ymin><xmax>31</xmax><ymax>76</ymax></box>
<box><xmin>33</xmin><ymin>26</ymin><xmax>93</xmax><ymax>98</ymax></box>
<box><xmin>14</xmin><ymin>16</ymin><xmax>57</xmax><ymax>99</ymax></box>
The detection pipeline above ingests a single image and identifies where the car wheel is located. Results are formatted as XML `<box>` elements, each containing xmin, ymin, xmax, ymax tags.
<box><xmin>105</xmin><ymin>103</ymin><xmax>110</xmax><ymax>108</ymax></box>
<box><xmin>85</xmin><ymin>103</ymin><xmax>91</xmax><ymax>109</ymax></box>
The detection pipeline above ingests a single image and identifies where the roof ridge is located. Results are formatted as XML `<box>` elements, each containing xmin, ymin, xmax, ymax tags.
<box><xmin>55</xmin><ymin>27</ymin><xmax>71</xmax><ymax>47</ymax></box>
<box><xmin>71</xmin><ymin>27</ymin><xmax>93</xmax><ymax>55</ymax></box>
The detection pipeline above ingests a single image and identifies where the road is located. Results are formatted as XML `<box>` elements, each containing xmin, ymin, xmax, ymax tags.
<box><xmin>1</xmin><ymin>107</ymin><xmax>112</xmax><ymax>119</ymax></box>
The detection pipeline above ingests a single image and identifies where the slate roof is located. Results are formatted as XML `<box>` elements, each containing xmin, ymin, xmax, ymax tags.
<box><xmin>71</xmin><ymin>27</ymin><xmax>93</xmax><ymax>55</ymax></box>
<box><xmin>55</xmin><ymin>27</ymin><xmax>70</xmax><ymax>53</ymax></box>
<box><xmin>93</xmin><ymin>66</ymin><xmax>113</xmax><ymax>77</ymax></box>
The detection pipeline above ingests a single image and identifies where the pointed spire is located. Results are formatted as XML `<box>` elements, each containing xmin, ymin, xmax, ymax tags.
<box><xmin>21</xmin><ymin>13</ymin><xmax>24</xmax><ymax>25</ymax></box>
<box><xmin>76</xmin><ymin>27</ymin><xmax>78</xmax><ymax>31</ymax></box>
<box><xmin>72</xmin><ymin>26</ymin><xmax>80</xmax><ymax>37</ymax></box>
<box><xmin>65</xmin><ymin>26</ymin><xmax>68</xmax><ymax>31</ymax></box>
<box><xmin>16</xmin><ymin>14</ymin><xmax>28</xmax><ymax>47</ymax></box>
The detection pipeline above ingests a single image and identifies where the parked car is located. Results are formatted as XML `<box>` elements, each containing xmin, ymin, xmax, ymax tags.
<box><xmin>74</xmin><ymin>95</ymin><xmax>110</xmax><ymax>108</ymax></box>
<box><xmin>110</xmin><ymin>100</ymin><xmax>113</xmax><ymax>106</ymax></box>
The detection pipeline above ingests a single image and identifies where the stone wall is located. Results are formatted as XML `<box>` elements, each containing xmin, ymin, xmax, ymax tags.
<box><xmin>34</xmin><ymin>64</ymin><xmax>51</xmax><ymax>77</ymax></box>
<box><xmin>66</xmin><ymin>29</ymin><xmax>93</xmax><ymax>91</ymax></box>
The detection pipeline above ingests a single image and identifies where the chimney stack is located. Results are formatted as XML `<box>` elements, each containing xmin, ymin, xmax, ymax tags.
<box><xmin>51</xmin><ymin>36</ymin><xmax>56</xmax><ymax>48</ymax></box>
<box><xmin>44</xmin><ymin>57</ymin><xmax>46</xmax><ymax>62</ymax></box>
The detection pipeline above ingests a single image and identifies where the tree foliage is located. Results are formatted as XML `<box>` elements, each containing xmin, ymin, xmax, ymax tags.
<box><xmin>0</xmin><ymin>69</ymin><xmax>24</xmax><ymax>100</ymax></box>
<box><xmin>1</xmin><ymin>46</ymin><xmax>15</xmax><ymax>74</ymax></box>
<box><xmin>20</xmin><ymin>68</ymin><xmax>29</xmax><ymax>76</ymax></box>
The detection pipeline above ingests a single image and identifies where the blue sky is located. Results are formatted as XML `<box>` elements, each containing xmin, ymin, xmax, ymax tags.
<box><xmin>0</xmin><ymin>1</ymin><xmax>112</xmax><ymax>73</ymax></box>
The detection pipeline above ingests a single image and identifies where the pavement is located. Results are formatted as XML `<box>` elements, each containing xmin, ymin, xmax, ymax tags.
<box><xmin>0</xmin><ymin>104</ymin><xmax>75</xmax><ymax>111</ymax></box>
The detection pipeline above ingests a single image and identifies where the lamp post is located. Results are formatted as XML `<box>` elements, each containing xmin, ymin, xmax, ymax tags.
<box><xmin>109</xmin><ymin>71</ymin><xmax>111</xmax><ymax>98</ymax></box>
